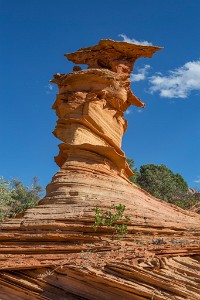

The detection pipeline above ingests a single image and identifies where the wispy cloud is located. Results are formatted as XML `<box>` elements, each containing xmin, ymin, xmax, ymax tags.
<box><xmin>119</xmin><ymin>34</ymin><xmax>152</xmax><ymax>46</ymax></box>
<box><xmin>149</xmin><ymin>60</ymin><xmax>200</xmax><ymax>98</ymax></box>
<box><xmin>125</xmin><ymin>108</ymin><xmax>132</xmax><ymax>115</ymax></box>
<box><xmin>194</xmin><ymin>177</ymin><xmax>200</xmax><ymax>184</ymax></box>
<box><xmin>45</xmin><ymin>83</ymin><xmax>55</xmax><ymax>94</ymax></box>
<box><xmin>48</xmin><ymin>84</ymin><xmax>54</xmax><ymax>91</ymax></box>
<box><xmin>125</xmin><ymin>108</ymin><xmax>144</xmax><ymax>115</ymax></box>
<box><xmin>130</xmin><ymin>65</ymin><xmax>150</xmax><ymax>82</ymax></box>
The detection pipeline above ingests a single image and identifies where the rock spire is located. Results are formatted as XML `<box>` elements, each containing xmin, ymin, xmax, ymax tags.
<box><xmin>50</xmin><ymin>39</ymin><xmax>161</xmax><ymax>179</ymax></box>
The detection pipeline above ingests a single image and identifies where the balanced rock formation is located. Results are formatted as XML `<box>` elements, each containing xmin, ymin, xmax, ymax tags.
<box><xmin>50</xmin><ymin>39</ymin><xmax>153</xmax><ymax>179</ymax></box>
<box><xmin>1</xmin><ymin>40</ymin><xmax>200</xmax><ymax>300</ymax></box>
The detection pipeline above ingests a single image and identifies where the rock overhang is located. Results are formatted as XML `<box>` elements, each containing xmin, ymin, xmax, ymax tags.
<box><xmin>64</xmin><ymin>39</ymin><xmax>162</xmax><ymax>73</ymax></box>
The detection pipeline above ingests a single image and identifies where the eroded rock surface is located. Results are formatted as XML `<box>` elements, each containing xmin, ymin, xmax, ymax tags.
<box><xmin>0</xmin><ymin>40</ymin><xmax>200</xmax><ymax>300</ymax></box>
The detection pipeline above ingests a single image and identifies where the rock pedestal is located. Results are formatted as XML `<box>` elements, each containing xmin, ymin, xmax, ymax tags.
<box><xmin>0</xmin><ymin>40</ymin><xmax>200</xmax><ymax>300</ymax></box>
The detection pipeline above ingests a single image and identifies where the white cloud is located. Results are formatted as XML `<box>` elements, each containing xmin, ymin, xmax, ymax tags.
<box><xmin>45</xmin><ymin>83</ymin><xmax>55</xmax><ymax>94</ymax></box>
<box><xmin>125</xmin><ymin>108</ymin><xmax>144</xmax><ymax>115</ymax></box>
<box><xmin>125</xmin><ymin>108</ymin><xmax>132</xmax><ymax>115</ymax></box>
<box><xmin>119</xmin><ymin>34</ymin><xmax>152</xmax><ymax>46</ymax></box>
<box><xmin>48</xmin><ymin>84</ymin><xmax>54</xmax><ymax>90</ymax></box>
<box><xmin>130</xmin><ymin>65</ymin><xmax>150</xmax><ymax>82</ymax></box>
<box><xmin>149</xmin><ymin>60</ymin><xmax>200</xmax><ymax>98</ymax></box>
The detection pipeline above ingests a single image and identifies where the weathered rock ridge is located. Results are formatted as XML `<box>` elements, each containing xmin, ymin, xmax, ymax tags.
<box><xmin>0</xmin><ymin>40</ymin><xmax>200</xmax><ymax>300</ymax></box>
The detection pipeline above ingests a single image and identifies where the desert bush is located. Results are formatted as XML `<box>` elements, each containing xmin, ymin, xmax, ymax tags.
<box><xmin>93</xmin><ymin>204</ymin><xmax>130</xmax><ymax>238</ymax></box>
<box><xmin>127</xmin><ymin>159</ymin><xmax>200</xmax><ymax>211</ymax></box>
<box><xmin>0</xmin><ymin>176</ymin><xmax>43</xmax><ymax>221</ymax></box>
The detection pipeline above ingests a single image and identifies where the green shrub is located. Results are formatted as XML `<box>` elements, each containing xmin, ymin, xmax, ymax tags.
<box><xmin>127</xmin><ymin>159</ymin><xmax>200</xmax><ymax>211</ymax></box>
<box><xmin>137</xmin><ymin>164</ymin><xmax>188</xmax><ymax>201</ymax></box>
<box><xmin>0</xmin><ymin>177</ymin><xmax>43</xmax><ymax>221</ymax></box>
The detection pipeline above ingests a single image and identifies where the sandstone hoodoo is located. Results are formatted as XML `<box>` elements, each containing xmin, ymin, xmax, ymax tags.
<box><xmin>0</xmin><ymin>40</ymin><xmax>200</xmax><ymax>300</ymax></box>
<box><xmin>50</xmin><ymin>39</ymin><xmax>161</xmax><ymax>180</ymax></box>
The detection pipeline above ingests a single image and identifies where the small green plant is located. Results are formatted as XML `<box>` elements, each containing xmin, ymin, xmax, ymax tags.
<box><xmin>93</xmin><ymin>204</ymin><xmax>130</xmax><ymax>238</ymax></box>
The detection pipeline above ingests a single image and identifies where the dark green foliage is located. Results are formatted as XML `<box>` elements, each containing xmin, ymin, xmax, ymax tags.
<box><xmin>0</xmin><ymin>177</ymin><xmax>43</xmax><ymax>221</ymax></box>
<box><xmin>168</xmin><ymin>191</ymin><xmax>200</xmax><ymax>210</ymax></box>
<box><xmin>93</xmin><ymin>204</ymin><xmax>130</xmax><ymax>238</ymax></box>
<box><xmin>127</xmin><ymin>159</ymin><xmax>200</xmax><ymax>210</ymax></box>
<box><xmin>127</xmin><ymin>158</ymin><xmax>140</xmax><ymax>184</ymax></box>
<box><xmin>137</xmin><ymin>164</ymin><xmax>188</xmax><ymax>201</ymax></box>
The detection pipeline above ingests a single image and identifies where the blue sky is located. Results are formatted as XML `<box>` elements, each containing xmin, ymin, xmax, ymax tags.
<box><xmin>1</xmin><ymin>0</ymin><xmax>200</xmax><ymax>190</ymax></box>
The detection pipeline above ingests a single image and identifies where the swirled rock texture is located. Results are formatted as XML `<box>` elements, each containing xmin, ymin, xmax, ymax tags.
<box><xmin>0</xmin><ymin>40</ymin><xmax>200</xmax><ymax>300</ymax></box>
